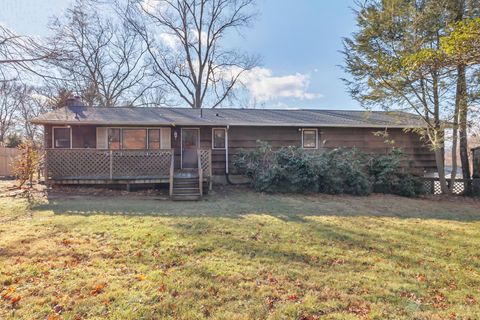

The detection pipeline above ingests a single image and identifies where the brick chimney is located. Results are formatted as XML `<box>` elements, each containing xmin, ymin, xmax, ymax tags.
<box><xmin>66</xmin><ymin>96</ymin><xmax>85</xmax><ymax>107</ymax></box>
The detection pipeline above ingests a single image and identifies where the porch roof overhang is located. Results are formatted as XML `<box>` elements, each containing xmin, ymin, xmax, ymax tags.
<box><xmin>30</xmin><ymin>106</ymin><xmax>428</xmax><ymax>129</ymax></box>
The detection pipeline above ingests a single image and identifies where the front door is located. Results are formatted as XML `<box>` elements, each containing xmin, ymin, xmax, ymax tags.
<box><xmin>181</xmin><ymin>128</ymin><xmax>199</xmax><ymax>168</ymax></box>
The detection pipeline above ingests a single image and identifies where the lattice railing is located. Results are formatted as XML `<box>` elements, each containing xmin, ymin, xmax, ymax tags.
<box><xmin>198</xmin><ymin>149</ymin><xmax>212</xmax><ymax>178</ymax></box>
<box><xmin>423</xmin><ymin>177</ymin><xmax>471</xmax><ymax>195</ymax></box>
<box><xmin>46</xmin><ymin>149</ymin><xmax>110</xmax><ymax>179</ymax></box>
<box><xmin>45</xmin><ymin>149</ymin><xmax>173</xmax><ymax>180</ymax></box>
<box><xmin>112</xmin><ymin>150</ymin><xmax>172</xmax><ymax>178</ymax></box>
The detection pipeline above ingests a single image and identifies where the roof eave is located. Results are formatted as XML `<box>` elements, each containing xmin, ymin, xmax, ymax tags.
<box><xmin>29</xmin><ymin>119</ymin><xmax>425</xmax><ymax>129</ymax></box>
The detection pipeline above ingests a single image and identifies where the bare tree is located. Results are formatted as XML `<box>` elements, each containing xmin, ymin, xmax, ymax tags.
<box><xmin>0</xmin><ymin>25</ymin><xmax>56</xmax><ymax>82</ymax></box>
<box><xmin>18</xmin><ymin>87</ymin><xmax>51</xmax><ymax>143</ymax></box>
<box><xmin>123</xmin><ymin>0</ymin><xmax>258</xmax><ymax>108</ymax></box>
<box><xmin>49</xmin><ymin>0</ymin><xmax>154</xmax><ymax>107</ymax></box>
<box><xmin>0</xmin><ymin>82</ymin><xmax>23</xmax><ymax>144</ymax></box>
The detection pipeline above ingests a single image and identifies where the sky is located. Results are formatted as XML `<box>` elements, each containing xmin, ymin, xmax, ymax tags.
<box><xmin>0</xmin><ymin>0</ymin><xmax>360</xmax><ymax>110</ymax></box>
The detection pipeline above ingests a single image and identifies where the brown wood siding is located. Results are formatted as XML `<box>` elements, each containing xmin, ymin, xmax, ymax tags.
<box><xmin>44</xmin><ymin>124</ymin><xmax>436</xmax><ymax>176</ymax></box>
<box><xmin>224</xmin><ymin>126</ymin><xmax>435</xmax><ymax>175</ymax></box>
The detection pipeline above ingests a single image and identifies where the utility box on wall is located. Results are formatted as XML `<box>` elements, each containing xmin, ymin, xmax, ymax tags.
<box><xmin>473</xmin><ymin>147</ymin><xmax>480</xmax><ymax>196</ymax></box>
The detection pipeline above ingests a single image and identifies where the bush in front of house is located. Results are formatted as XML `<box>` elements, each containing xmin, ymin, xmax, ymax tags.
<box><xmin>313</xmin><ymin>148</ymin><xmax>371</xmax><ymax>195</ymax></box>
<box><xmin>233</xmin><ymin>142</ymin><xmax>424</xmax><ymax>197</ymax></box>
<box><xmin>367</xmin><ymin>148</ymin><xmax>425</xmax><ymax>197</ymax></box>
<box><xmin>233</xmin><ymin>142</ymin><xmax>318</xmax><ymax>193</ymax></box>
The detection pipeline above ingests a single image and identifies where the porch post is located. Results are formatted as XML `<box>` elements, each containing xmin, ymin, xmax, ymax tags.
<box><xmin>109</xmin><ymin>150</ymin><xmax>113</xmax><ymax>180</ymax></box>
<box><xmin>44</xmin><ymin>149</ymin><xmax>49</xmax><ymax>185</ymax></box>
<box><xmin>169</xmin><ymin>149</ymin><xmax>174</xmax><ymax>197</ymax></box>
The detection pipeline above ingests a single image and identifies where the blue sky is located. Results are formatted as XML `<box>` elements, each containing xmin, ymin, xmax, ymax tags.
<box><xmin>0</xmin><ymin>0</ymin><xmax>360</xmax><ymax>110</ymax></box>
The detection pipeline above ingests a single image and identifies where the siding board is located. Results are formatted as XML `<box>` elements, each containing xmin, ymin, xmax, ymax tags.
<box><xmin>44</xmin><ymin>124</ymin><xmax>437</xmax><ymax>176</ymax></box>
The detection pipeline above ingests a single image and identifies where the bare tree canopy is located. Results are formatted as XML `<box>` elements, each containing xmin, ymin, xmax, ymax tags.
<box><xmin>0</xmin><ymin>25</ymin><xmax>56</xmax><ymax>82</ymax></box>
<box><xmin>48</xmin><ymin>0</ymin><xmax>157</xmax><ymax>107</ymax></box>
<box><xmin>123</xmin><ymin>0</ymin><xmax>258</xmax><ymax>108</ymax></box>
<box><xmin>0</xmin><ymin>81</ymin><xmax>23</xmax><ymax>143</ymax></box>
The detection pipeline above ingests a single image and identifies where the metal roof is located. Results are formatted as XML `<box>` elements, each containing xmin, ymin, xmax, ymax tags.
<box><xmin>31</xmin><ymin>106</ymin><xmax>426</xmax><ymax>128</ymax></box>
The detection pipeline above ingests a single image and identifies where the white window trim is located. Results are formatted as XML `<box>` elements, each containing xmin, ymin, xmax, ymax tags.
<box><xmin>52</xmin><ymin>126</ymin><xmax>72</xmax><ymax>149</ymax></box>
<box><xmin>106</xmin><ymin>127</ymin><xmax>167</xmax><ymax>150</ymax></box>
<box><xmin>211</xmin><ymin>127</ymin><xmax>227</xmax><ymax>150</ymax></box>
<box><xmin>180</xmin><ymin>127</ymin><xmax>200</xmax><ymax>169</ymax></box>
<box><xmin>301</xmin><ymin>128</ymin><xmax>318</xmax><ymax>149</ymax></box>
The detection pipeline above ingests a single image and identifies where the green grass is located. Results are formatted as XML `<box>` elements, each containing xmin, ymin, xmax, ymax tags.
<box><xmin>1</xmin><ymin>184</ymin><xmax>480</xmax><ymax>319</ymax></box>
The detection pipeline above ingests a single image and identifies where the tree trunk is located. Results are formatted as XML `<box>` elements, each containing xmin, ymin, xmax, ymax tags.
<box><xmin>450</xmin><ymin>63</ymin><xmax>464</xmax><ymax>194</ymax></box>
<box><xmin>457</xmin><ymin>64</ymin><xmax>472</xmax><ymax>194</ymax></box>
<box><xmin>432</xmin><ymin>70</ymin><xmax>449</xmax><ymax>194</ymax></box>
<box><xmin>435</xmin><ymin>146</ymin><xmax>449</xmax><ymax>194</ymax></box>
<box><xmin>450</xmin><ymin>126</ymin><xmax>458</xmax><ymax>194</ymax></box>
<box><xmin>451</xmin><ymin>0</ymin><xmax>471</xmax><ymax>194</ymax></box>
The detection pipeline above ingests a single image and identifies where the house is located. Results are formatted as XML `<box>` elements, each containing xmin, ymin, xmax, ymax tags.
<box><xmin>31</xmin><ymin>98</ymin><xmax>436</xmax><ymax>199</ymax></box>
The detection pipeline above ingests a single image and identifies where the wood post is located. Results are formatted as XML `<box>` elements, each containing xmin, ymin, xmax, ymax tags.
<box><xmin>209</xmin><ymin>151</ymin><xmax>213</xmax><ymax>191</ymax></box>
<box><xmin>109</xmin><ymin>150</ymin><xmax>113</xmax><ymax>180</ymax></box>
<box><xmin>169</xmin><ymin>149</ymin><xmax>174</xmax><ymax>197</ymax></box>
<box><xmin>198</xmin><ymin>149</ymin><xmax>203</xmax><ymax>196</ymax></box>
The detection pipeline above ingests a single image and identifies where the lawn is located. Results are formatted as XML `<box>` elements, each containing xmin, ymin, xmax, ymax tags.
<box><xmin>1</xmin><ymin>182</ymin><xmax>480</xmax><ymax>319</ymax></box>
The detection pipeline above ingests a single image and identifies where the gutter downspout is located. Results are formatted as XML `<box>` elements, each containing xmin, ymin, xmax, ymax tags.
<box><xmin>225</xmin><ymin>125</ymin><xmax>248</xmax><ymax>185</ymax></box>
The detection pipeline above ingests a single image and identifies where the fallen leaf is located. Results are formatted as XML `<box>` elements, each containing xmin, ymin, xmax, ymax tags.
<box><xmin>11</xmin><ymin>295</ymin><xmax>21</xmax><ymax>306</ymax></box>
<box><xmin>53</xmin><ymin>304</ymin><xmax>64</xmax><ymax>314</ymax></box>
<box><xmin>416</xmin><ymin>274</ymin><xmax>426</xmax><ymax>282</ymax></box>
<box><xmin>1</xmin><ymin>287</ymin><xmax>16</xmax><ymax>301</ymax></box>
<box><xmin>347</xmin><ymin>301</ymin><xmax>371</xmax><ymax>317</ymax></box>
<box><xmin>287</xmin><ymin>294</ymin><xmax>299</xmax><ymax>302</ymax></box>
<box><xmin>266</xmin><ymin>296</ymin><xmax>280</xmax><ymax>312</ymax></box>
<box><xmin>90</xmin><ymin>284</ymin><xmax>105</xmax><ymax>296</ymax></box>
<box><xmin>466</xmin><ymin>295</ymin><xmax>477</xmax><ymax>305</ymax></box>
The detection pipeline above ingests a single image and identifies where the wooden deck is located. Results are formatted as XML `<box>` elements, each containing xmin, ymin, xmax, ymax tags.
<box><xmin>44</xmin><ymin>149</ymin><xmax>212</xmax><ymax>197</ymax></box>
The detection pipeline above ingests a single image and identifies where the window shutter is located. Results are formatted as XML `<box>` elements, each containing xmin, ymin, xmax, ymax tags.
<box><xmin>96</xmin><ymin>127</ymin><xmax>108</xmax><ymax>149</ymax></box>
<box><xmin>160</xmin><ymin>127</ymin><xmax>171</xmax><ymax>149</ymax></box>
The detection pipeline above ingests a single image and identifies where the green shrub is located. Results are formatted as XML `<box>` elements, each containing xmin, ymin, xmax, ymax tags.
<box><xmin>233</xmin><ymin>142</ymin><xmax>424</xmax><ymax>197</ymax></box>
<box><xmin>368</xmin><ymin>148</ymin><xmax>424</xmax><ymax>197</ymax></box>
<box><xmin>233</xmin><ymin>142</ymin><xmax>318</xmax><ymax>193</ymax></box>
<box><xmin>314</xmin><ymin>148</ymin><xmax>371</xmax><ymax>196</ymax></box>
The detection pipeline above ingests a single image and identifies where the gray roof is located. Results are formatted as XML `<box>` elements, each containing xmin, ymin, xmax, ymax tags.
<box><xmin>31</xmin><ymin>106</ymin><xmax>426</xmax><ymax>128</ymax></box>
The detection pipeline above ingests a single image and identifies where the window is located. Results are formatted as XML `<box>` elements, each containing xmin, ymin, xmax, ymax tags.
<box><xmin>122</xmin><ymin>129</ymin><xmax>147</xmax><ymax>149</ymax></box>
<box><xmin>53</xmin><ymin>127</ymin><xmax>71</xmax><ymax>149</ymax></box>
<box><xmin>108</xmin><ymin>128</ymin><xmax>121</xmax><ymax>149</ymax></box>
<box><xmin>302</xmin><ymin>129</ymin><xmax>318</xmax><ymax>149</ymax></box>
<box><xmin>148</xmin><ymin>129</ymin><xmax>161</xmax><ymax>149</ymax></box>
<box><xmin>105</xmin><ymin>128</ymin><xmax>166</xmax><ymax>150</ymax></box>
<box><xmin>212</xmin><ymin>128</ymin><xmax>226</xmax><ymax>149</ymax></box>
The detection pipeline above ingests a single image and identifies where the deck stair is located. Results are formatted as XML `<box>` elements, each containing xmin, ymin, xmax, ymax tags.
<box><xmin>171</xmin><ymin>171</ymin><xmax>201</xmax><ymax>201</ymax></box>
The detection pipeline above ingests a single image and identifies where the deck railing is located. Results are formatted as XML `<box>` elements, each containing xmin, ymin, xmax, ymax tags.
<box><xmin>198</xmin><ymin>149</ymin><xmax>212</xmax><ymax>190</ymax></box>
<box><xmin>422</xmin><ymin>177</ymin><xmax>472</xmax><ymax>195</ymax></box>
<box><xmin>45</xmin><ymin>149</ymin><xmax>173</xmax><ymax>180</ymax></box>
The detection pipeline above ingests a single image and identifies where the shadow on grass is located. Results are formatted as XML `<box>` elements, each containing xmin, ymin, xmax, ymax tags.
<box><xmin>32</xmin><ymin>186</ymin><xmax>480</xmax><ymax>223</ymax></box>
